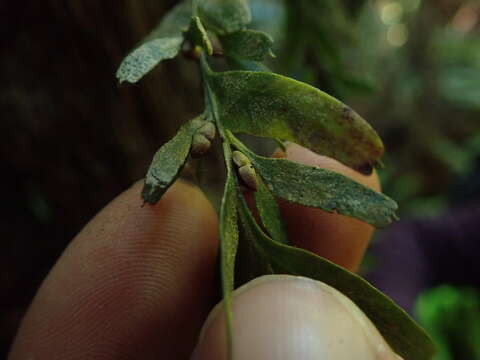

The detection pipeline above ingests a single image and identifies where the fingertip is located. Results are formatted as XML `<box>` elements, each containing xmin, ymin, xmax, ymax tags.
<box><xmin>272</xmin><ymin>143</ymin><xmax>381</xmax><ymax>271</ymax></box>
<box><xmin>9</xmin><ymin>180</ymin><xmax>219</xmax><ymax>360</ymax></box>
<box><xmin>192</xmin><ymin>275</ymin><xmax>400</xmax><ymax>360</ymax></box>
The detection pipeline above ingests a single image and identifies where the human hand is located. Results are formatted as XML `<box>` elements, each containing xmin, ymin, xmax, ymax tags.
<box><xmin>9</xmin><ymin>144</ymin><xmax>401</xmax><ymax>360</ymax></box>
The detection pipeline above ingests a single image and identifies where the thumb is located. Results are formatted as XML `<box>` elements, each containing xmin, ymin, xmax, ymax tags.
<box><xmin>191</xmin><ymin>275</ymin><xmax>402</xmax><ymax>360</ymax></box>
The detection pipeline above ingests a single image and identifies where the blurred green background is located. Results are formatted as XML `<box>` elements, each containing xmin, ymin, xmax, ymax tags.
<box><xmin>1</xmin><ymin>0</ymin><xmax>479</xmax><ymax>358</ymax></box>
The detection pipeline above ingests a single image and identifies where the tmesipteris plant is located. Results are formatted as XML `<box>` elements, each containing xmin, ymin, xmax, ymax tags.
<box><xmin>116</xmin><ymin>1</ymin><xmax>435</xmax><ymax>359</ymax></box>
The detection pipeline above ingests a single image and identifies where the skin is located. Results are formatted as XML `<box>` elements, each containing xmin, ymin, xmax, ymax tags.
<box><xmin>8</xmin><ymin>144</ymin><xmax>385</xmax><ymax>360</ymax></box>
<box><xmin>273</xmin><ymin>143</ymin><xmax>380</xmax><ymax>271</ymax></box>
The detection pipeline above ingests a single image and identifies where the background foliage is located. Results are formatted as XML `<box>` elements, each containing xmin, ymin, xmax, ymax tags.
<box><xmin>1</xmin><ymin>0</ymin><xmax>479</xmax><ymax>358</ymax></box>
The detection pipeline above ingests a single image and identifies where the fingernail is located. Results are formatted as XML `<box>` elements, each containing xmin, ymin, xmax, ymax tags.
<box><xmin>192</xmin><ymin>275</ymin><xmax>402</xmax><ymax>360</ymax></box>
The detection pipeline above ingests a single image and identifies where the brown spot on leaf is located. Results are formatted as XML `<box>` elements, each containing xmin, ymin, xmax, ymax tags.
<box><xmin>355</xmin><ymin>163</ymin><xmax>374</xmax><ymax>175</ymax></box>
<box><xmin>341</xmin><ymin>106</ymin><xmax>356</xmax><ymax>123</ymax></box>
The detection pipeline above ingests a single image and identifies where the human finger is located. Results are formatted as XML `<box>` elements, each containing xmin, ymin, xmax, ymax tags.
<box><xmin>192</xmin><ymin>275</ymin><xmax>402</xmax><ymax>360</ymax></box>
<box><xmin>273</xmin><ymin>143</ymin><xmax>381</xmax><ymax>271</ymax></box>
<box><xmin>9</xmin><ymin>180</ymin><xmax>219</xmax><ymax>360</ymax></box>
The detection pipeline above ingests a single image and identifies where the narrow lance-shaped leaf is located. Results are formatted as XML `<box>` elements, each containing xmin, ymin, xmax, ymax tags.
<box><xmin>219</xmin><ymin>148</ymin><xmax>240</xmax><ymax>359</ymax></box>
<box><xmin>116</xmin><ymin>0</ymin><xmax>192</xmax><ymax>83</ymax></box>
<box><xmin>184</xmin><ymin>16</ymin><xmax>213</xmax><ymax>55</ymax></box>
<box><xmin>198</xmin><ymin>0</ymin><xmax>251</xmax><ymax>35</ymax></box>
<box><xmin>222</xmin><ymin>29</ymin><xmax>274</xmax><ymax>61</ymax></box>
<box><xmin>229</xmin><ymin>132</ymin><xmax>398</xmax><ymax>227</ymax></box>
<box><xmin>235</xmin><ymin>192</ymin><xmax>274</xmax><ymax>287</ymax></box>
<box><xmin>209</xmin><ymin>71</ymin><xmax>384</xmax><ymax>173</ymax></box>
<box><xmin>142</xmin><ymin>115</ymin><xmax>204</xmax><ymax>204</ymax></box>
<box><xmin>237</xmin><ymin>196</ymin><xmax>436</xmax><ymax>360</ymax></box>
<box><xmin>254</xmin><ymin>177</ymin><xmax>288</xmax><ymax>244</ymax></box>
<box><xmin>273</xmin><ymin>138</ymin><xmax>287</xmax><ymax>152</ymax></box>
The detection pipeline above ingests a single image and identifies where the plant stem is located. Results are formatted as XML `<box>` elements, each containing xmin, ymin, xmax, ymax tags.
<box><xmin>199</xmin><ymin>53</ymin><xmax>233</xmax><ymax>162</ymax></box>
<box><xmin>199</xmin><ymin>50</ymin><xmax>235</xmax><ymax>360</ymax></box>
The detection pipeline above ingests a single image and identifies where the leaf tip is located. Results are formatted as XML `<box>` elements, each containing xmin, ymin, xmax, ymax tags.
<box><xmin>116</xmin><ymin>67</ymin><xmax>136</xmax><ymax>85</ymax></box>
<box><xmin>355</xmin><ymin>163</ymin><xmax>374</xmax><ymax>176</ymax></box>
<box><xmin>141</xmin><ymin>182</ymin><xmax>165</xmax><ymax>205</ymax></box>
<box><xmin>375</xmin><ymin>158</ymin><xmax>386</xmax><ymax>169</ymax></box>
<box><xmin>115</xmin><ymin>70</ymin><xmax>124</xmax><ymax>84</ymax></box>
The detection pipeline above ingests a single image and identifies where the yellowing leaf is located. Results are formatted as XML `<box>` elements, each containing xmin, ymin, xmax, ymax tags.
<box><xmin>210</xmin><ymin>71</ymin><xmax>384</xmax><ymax>172</ymax></box>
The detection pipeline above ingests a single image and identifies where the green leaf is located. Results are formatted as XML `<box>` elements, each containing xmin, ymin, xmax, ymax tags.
<box><xmin>254</xmin><ymin>177</ymin><xmax>288</xmax><ymax>244</ymax></box>
<box><xmin>184</xmin><ymin>16</ymin><xmax>213</xmax><ymax>55</ymax></box>
<box><xmin>209</xmin><ymin>71</ymin><xmax>384</xmax><ymax>172</ymax></box>
<box><xmin>116</xmin><ymin>0</ymin><xmax>192</xmax><ymax>83</ymax></box>
<box><xmin>142</xmin><ymin>115</ymin><xmax>204</xmax><ymax>204</ymax></box>
<box><xmin>226</xmin><ymin>57</ymin><xmax>271</xmax><ymax>72</ymax></box>
<box><xmin>273</xmin><ymin>138</ymin><xmax>287</xmax><ymax>152</ymax></box>
<box><xmin>222</xmin><ymin>29</ymin><xmax>274</xmax><ymax>61</ymax></box>
<box><xmin>237</xmin><ymin>196</ymin><xmax>436</xmax><ymax>360</ymax></box>
<box><xmin>235</xmin><ymin>195</ymin><xmax>274</xmax><ymax>286</ymax></box>
<box><xmin>219</xmin><ymin>149</ymin><xmax>240</xmax><ymax>359</ymax></box>
<box><xmin>415</xmin><ymin>286</ymin><xmax>480</xmax><ymax>360</ymax></box>
<box><xmin>229</xmin><ymin>132</ymin><xmax>398</xmax><ymax>227</ymax></box>
<box><xmin>198</xmin><ymin>0</ymin><xmax>251</xmax><ymax>35</ymax></box>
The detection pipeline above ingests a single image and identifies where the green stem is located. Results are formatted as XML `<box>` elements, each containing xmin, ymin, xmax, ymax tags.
<box><xmin>226</xmin><ymin>130</ymin><xmax>252</xmax><ymax>155</ymax></box>
<box><xmin>192</xmin><ymin>0</ymin><xmax>198</xmax><ymax>16</ymax></box>
<box><xmin>199</xmin><ymin>53</ymin><xmax>233</xmax><ymax>163</ymax></box>
<box><xmin>199</xmin><ymin>51</ymin><xmax>235</xmax><ymax>360</ymax></box>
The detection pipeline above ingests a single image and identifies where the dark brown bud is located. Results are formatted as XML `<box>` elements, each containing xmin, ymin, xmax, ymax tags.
<box><xmin>191</xmin><ymin>134</ymin><xmax>211</xmax><ymax>158</ymax></box>
<box><xmin>197</xmin><ymin>122</ymin><xmax>216</xmax><ymax>142</ymax></box>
